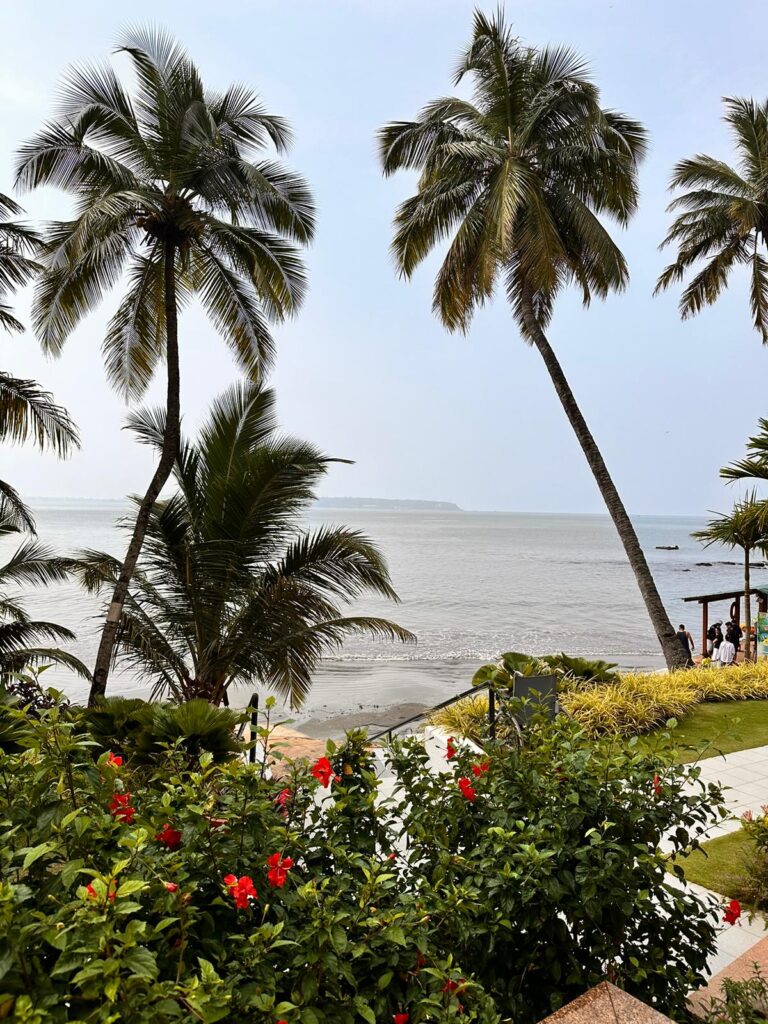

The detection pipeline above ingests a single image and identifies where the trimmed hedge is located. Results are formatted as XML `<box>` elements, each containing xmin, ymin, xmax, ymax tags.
<box><xmin>431</xmin><ymin>660</ymin><xmax>768</xmax><ymax>739</ymax></box>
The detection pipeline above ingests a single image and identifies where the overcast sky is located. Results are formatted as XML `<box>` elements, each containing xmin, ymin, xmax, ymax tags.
<box><xmin>1</xmin><ymin>0</ymin><xmax>766</xmax><ymax>515</ymax></box>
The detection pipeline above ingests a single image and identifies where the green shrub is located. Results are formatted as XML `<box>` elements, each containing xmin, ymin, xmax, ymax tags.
<box><xmin>0</xmin><ymin>700</ymin><xmax>725</xmax><ymax>1023</ymax></box>
<box><xmin>129</xmin><ymin>700</ymin><xmax>245</xmax><ymax>765</ymax></box>
<box><xmin>439</xmin><ymin>660</ymin><xmax>768</xmax><ymax>741</ymax></box>
<box><xmin>698</xmin><ymin>966</ymin><xmax>768</xmax><ymax>1024</ymax></box>
<box><xmin>82</xmin><ymin>697</ymin><xmax>244</xmax><ymax>766</ymax></box>
<box><xmin>81</xmin><ymin>696</ymin><xmax>150</xmax><ymax>754</ymax></box>
<box><xmin>0</xmin><ymin>701</ymin><xmax>499</xmax><ymax>1024</ymax></box>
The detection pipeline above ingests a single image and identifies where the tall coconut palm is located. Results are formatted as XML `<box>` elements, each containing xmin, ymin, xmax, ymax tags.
<box><xmin>656</xmin><ymin>98</ymin><xmax>768</xmax><ymax>340</ymax></box>
<box><xmin>0</xmin><ymin>194</ymin><xmax>79</xmax><ymax>532</ymax></box>
<box><xmin>15</xmin><ymin>27</ymin><xmax>314</xmax><ymax>702</ymax></box>
<box><xmin>74</xmin><ymin>381</ymin><xmax>414</xmax><ymax>707</ymax></box>
<box><xmin>378</xmin><ymin>11</ymin><xmax>686</xmax><ymax>670</ymax></box>
<box><xmin>692</xmin><ymin>494</ymin><xmax>768</xmax><ymax>660</ymax></box>
<box><xmin>0</xmin><ymin>512</ymin><xmax>88</xmax><ymax>680</ymax></box>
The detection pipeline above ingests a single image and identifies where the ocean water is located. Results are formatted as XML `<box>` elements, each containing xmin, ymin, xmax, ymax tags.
<box><xmin>4</xmin><ymin>500</ymin><xmax>760</xmax><ymax>726</ymax></box>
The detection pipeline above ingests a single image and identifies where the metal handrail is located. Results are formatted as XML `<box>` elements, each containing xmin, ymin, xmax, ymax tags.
<box><xmin>369</xmin><ymin>680</ymin><xmax>493</xmax><ymax>742</ymax></box>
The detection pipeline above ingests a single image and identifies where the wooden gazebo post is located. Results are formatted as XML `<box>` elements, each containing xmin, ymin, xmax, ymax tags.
<box><xmin>701</xmin><ymin>601</ymin><xmax>709</xmax><ymax>658</ymax></box>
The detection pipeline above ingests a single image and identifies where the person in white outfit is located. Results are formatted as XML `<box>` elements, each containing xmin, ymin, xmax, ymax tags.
<box><xmin>718</xmin><ymin>637</ymin><xmax>736</xmax><ymax>667</ymax></box>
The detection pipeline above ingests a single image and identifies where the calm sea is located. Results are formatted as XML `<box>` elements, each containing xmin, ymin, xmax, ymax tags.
<box><xmin>4</xmin><ymin>500</ymin><xmax>759</xmax><ymax>726</ymax></box>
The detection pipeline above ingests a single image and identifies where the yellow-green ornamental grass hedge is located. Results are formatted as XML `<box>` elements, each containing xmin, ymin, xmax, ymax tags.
<box><xmin>431</xmin><ymin>661</ymin><xmax>768</xmax><ymax>739</ymax></box>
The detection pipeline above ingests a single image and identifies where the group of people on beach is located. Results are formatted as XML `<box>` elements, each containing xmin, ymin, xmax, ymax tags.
<box><xmin>676</xmin><ymin>620</ymin><xmax>743</xmax><ymax>668</ymax></box>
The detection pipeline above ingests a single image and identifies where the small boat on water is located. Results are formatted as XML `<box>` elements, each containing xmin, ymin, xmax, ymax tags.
<box><xmin>655</xmin><ymin>545</ymin><xmax>679</xmax><ymax>550</ymax></box>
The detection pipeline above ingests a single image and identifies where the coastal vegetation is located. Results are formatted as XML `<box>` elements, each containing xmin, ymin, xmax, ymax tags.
<box><xmin>431</xmin><ymin>658</ymin><xmax>768</xmax><ymax>746</ymax></box>
<box><xmin>73</xmin><ymin>381</ymin><xmax>413</xmax><ymax>708</ymax></box>
<box><xmin>15</xmin><ymin>28</ymin><xmax>315</xmax><ymax>704</ymax></box>
<box><xmin>0</xmin><ymin>697</ymin><xmax>724</xmax><ymax>1023</ymax></box>
<box><xmin>379</xmin><ymin>10</ymin><xmax>687</xmax><ymax>672</ymax></box>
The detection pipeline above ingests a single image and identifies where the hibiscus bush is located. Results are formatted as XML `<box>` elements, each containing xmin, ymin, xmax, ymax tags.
<box><xmin>387</xmin><ymin>721</ymin><xmax>727</xmax><ymax>1022</ymax></box>
<box><xmin>0</xmin><ymin>697</ymin><xmax>726</xmax><ymax>1024</ymax></box>
<box><xmin>0</xmin><ymin>700</ymin><xmax>497</xmax><ymax>1024</ymax></box>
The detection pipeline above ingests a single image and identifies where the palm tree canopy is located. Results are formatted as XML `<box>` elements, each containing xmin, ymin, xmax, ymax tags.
<box><xmin>691</xmin><ymin>492</ymin><xmax>768</xmax><ymax>554</ymax></box>
<box><xmin>656</xmin><ymin>97</ymin><xmax>768</xmax><ymax>341</ymax></box>
<box><xmin>0</xmin><ymin>512</ymin><xmax>89</xmax><ymax>680</ymax></box>
<box><xmin>74</xmin><ymin>381</ymin><xmax>415</xmax><ymax>707</ymax></box>
<box><xmin>0</xmin><ymin>374</ymin><xmax>79</xmax><ymax>458</ymax></box>
<box><xmin>721</xmin><ymin>417</ymin><xmax>768</xmax><ymax>483</ymax></box>
<box><xmin>378</xmin><ymin>9</ymin><xmax>647</xmax><ymax>336</ymax></box>
<box><xmin>0</xmin><ymin>192</ymin><xmax>41</xmax><ymax>334</ymax></box>
<box><xmin>15</xmin><ymin>26</ymin><xmax>315</xmax><ymax>398</ymax></box>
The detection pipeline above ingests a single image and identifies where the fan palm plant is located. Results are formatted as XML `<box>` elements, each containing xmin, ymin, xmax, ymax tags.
<box><xmin>692</xmin><ymin>493</ymin><xmax>768</xmax><ymax>660</ymax></box>
<box><xmin>15</xmin><ymin>27</ymin><xmax>314</xmax><ymax>702</ymax></box>
<box><xmin>0</xmin><ymin>513</ymin><xmax>88</xmax><ymax>680</ymax></box>
<box><xmin>0</xmin><ymin>194</ymin><xmax>79</xmax><ymax>532</ymax></box>
<box><xmin>378</xmin><ymin>11</ymin><xmax>686</xmax><ymax>670</ymax></box>
<box><xmin>74</xmin><ymin>381</ymin><xmax>414</xmax><ymax>708</ymax></box>
<box><xmin>656</xmin><ymin>97</ymin><xmax>768</xmax><ymax>339</ymax></box>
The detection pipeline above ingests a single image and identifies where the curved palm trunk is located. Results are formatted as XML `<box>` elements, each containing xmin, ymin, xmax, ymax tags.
<box><xmin>519</xmin><ymin>292</ymin><xmax>688</xmax><ymax>671</ymax></box>
<box><xmin>88</xmin><ymin>239</ymin><xmax>181</xmax><ymax>704</ymax></box>
<box><xmin>744</xmin><ymin>545</ymin><xmax>752</xmax><ymax>661</ymax></box>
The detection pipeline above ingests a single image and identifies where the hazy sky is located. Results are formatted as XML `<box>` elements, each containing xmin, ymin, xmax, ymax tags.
<box><xmin>1</xmin><ymin>0</ymin><xmax>767</xmax><ymax>514</ymax></box>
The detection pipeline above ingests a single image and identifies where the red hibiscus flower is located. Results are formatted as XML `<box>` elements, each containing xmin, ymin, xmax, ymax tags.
<box><xmin>223</xmin><ymin>874</ymin><xmax>257</xmax><ymax>909</ymax></box>
<box><xmin>107</xmin><ymin>751</ymin><xmax>123</xmax><ymax>767</ymax></box>
<box><xmin>471</xmin><ymin>761</ymin><xmax>490</xmax><ymax>778</ymax></box>
<box><xmin>446</xmin><ymin>736</ymin><xmax>457</xmax><ymax>760</ymax></box>
<box><xmin>266</xmin><ymin>852</ymin><xmax>294</xmax><ymax>889</ymax></box>
<box><xmin>164</xmin><ymin>882</ymin><xmax>179</xmax><ymax>893</ymax></box>
<box><xmin>458</xmin><ymin>777</ymin><xmax>476</xmax><ymax>802</ymax></box>
<box><xmin>442</xmin><ymin>978</ymin><xmax>464</xmax><ymax>993</ymax></box>
<box><xmin>109</xmin><ymin>792</ymin><xmax>136</xmax><ymax>824</ymax></box>
<box><xmin>724</xmin><ymin>899</ymin><xmax>742</xmax><ymax>925</ymax></box>
<box><xmin>85</xmin><ymin>880</ymin><xmax>116</xmax><ymax>903</ymax></box>
<box><xmin>208</xmin><ymin>817</ymin><xmax>228</xmax><ymax>830</ymax></box>
<box><xmin>393</xmin><ymin>1014</ymin><xmax>410</xmax><ymax>1024</ymax></box>
<box><xmin>275</xmin><ymin>787</ymin><xmax>292</xmax><ymax>809</ymax></box>
<box><xmin>155</xmin><ymin>823</ymin><xmax>183</xmax><ymax>850</ymax></box>
<box><xmin>652</xmin><ymin>773</ymin><xmax>662</xmax><ymax>797</ymax></box>
<box><xmin>311</xmin><ymin>756</ymin><xmax>340</xmax><ymax>787</ymax></box>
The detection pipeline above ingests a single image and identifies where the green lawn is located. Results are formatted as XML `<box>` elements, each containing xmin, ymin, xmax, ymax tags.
<box><xmin>655</xmin><ymin>699</ymin><xmax>768</xmax><ymax>762</ymax></box>
<box><xmin>670</xmin><ymin>829</ymin><xmax>752</xmax><ymax>896</ymax></box>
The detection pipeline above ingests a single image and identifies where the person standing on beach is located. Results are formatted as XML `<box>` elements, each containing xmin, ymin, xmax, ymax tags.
<box><xmin>706</xmin><ymin>622</ymin><xmax>722</xmax><ymax>656</ymax></box>
<box><xmin>711</xmin><ymin>635</ymin><xmax>722</xmax><ymax>667</ymax></box>
<box><xmin>676</xmin><ymin>624</ymin><xmax>695</xmax><ymax>667</ymax></box>
<box><xmin>719</xmin><ymin>635</ymin><xmax>736</xmax><ymax>667</ymax></box>
<box><xmin>726</xmin><ymin>619</ymin><xmax>743</xmax><ymax>654</ymax></box>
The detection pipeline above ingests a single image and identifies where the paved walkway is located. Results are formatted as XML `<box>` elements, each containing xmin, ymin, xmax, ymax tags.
<box><xmin>696</xmin><ymin>744</ymin><xmax>768</xmax><ymax>833</ymax></box>
<box><xmin>677</xmin><ymin>742</ymin><xmax>768</xmax><ymax>1005</ymax></box>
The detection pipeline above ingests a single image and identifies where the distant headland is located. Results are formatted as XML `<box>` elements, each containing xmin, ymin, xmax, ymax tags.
<box><xmin>314</xmin><ymin>497</ymin><xmax>461</xmax><ymax>511</ymax></box>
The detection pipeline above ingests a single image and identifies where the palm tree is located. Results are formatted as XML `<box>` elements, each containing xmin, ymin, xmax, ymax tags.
<box><xmin>377</xmin><ymin>11</ymin><xmax>687</xmax><ymax>670</ymax></box>
<box><xmin>0</xmin><ymin>194</ymin><xmax>79</xmax><ymax>532</ymax></box>
<box><xmin>692</xmin><ymin>494</ymin><xmax>768</xmax><ymax>660</ymax></box>
<box><xmin>15</xmin><ymin>28</ymin><xmax>314</xmax><ymax>702</ymax></box>
<box><xmin>0</xmin><ymin>512</ymin><xmax>88</xmax><ymax>680</ymax></box>
<box><xmin>655</xmin><ymin>97</ymin><xmax>768</xmax><ymax>340</ymax></box>
<box><xmin>722</xmin><ymin>418</ymin><xmax>768</xmax><ymax>484</ymax></box>
<box><xmin>74</xmin><ymin>381</ymin><xmax>414</xmax><ymax>708</ymax></box>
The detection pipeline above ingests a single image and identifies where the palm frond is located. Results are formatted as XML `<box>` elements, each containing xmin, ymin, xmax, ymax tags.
<box><xmin>0</xmin><ymin>373</ymin><xmax>79</xmax><ymax>455</ymax></box>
